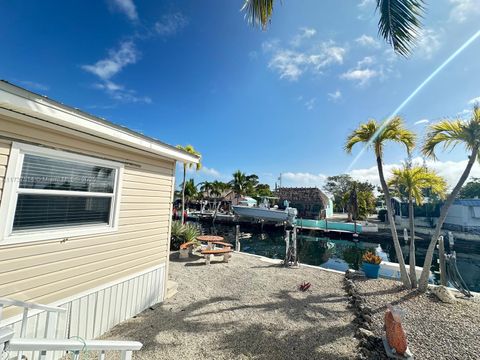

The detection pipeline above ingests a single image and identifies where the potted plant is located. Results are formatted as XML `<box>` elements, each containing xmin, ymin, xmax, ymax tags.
<box><xmin>362</xmin><ymin>251</ymin><xmax>382</xmax><ymax>279</ymax></box>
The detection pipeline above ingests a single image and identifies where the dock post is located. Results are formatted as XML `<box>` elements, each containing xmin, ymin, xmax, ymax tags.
<box><xmin>284</xmin><ymin>230</ymin><xmax>290</xmax><ymax>265</ymax></box>
<box><xmin>292</xmin><ymin>226</ymin><xmax>298</xmax><ymax>267</ymax></box>
<box><xmin>235</xmin><ymin>225</ymin><xmax>241</xmax><ymax>252</ymax></box>
<box><xmin>438</xmin><ymin>235</ymin><xmax>447</xmax><ymax>286</ymax></box>
<box><xmin>448</xmin><ymin>231</ymin><xmax>454</xmax><ymax>248</ymax></box>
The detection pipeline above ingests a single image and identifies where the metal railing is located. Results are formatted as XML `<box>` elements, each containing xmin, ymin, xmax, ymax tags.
<box><xmin>0</xmin><ymin>298</ymin><xmax>142</xmax><ymax>360</ymax></box>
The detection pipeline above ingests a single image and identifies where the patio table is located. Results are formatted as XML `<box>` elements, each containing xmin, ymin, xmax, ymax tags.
<box><xmin>196</xmin><ymin>235</ymin><xmax>224</xmax><ymax>250</ymax></box>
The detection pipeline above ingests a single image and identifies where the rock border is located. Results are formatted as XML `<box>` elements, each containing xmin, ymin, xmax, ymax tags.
<box><xmin>344</xmin><ymin>269</ymin><xmax>387</xmax><ymax>360</ymax></box>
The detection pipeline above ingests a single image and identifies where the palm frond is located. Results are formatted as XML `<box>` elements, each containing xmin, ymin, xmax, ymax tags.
<box><xmin>376</xmin><ymin>0</ymin><xmax>425</xmax><ymax>56</ymax></box>
<box><xmin>241</xmin><ymin>0</ymin><xmax>275</xmax><ymax>29</ymax></box>
<box><xmin>344</xmin><ymin>119</ymin><xmax>379</xmax><ymax>154</ymax></box>
<box><xmin>421</xmin><ymin>120</ymin><xmax>466</xmax><ymax>159</ymax></box>
<box><xmin>176</xmin><ymin>144</ymin><xmax>202</xmax><ymax>170</ymax></box>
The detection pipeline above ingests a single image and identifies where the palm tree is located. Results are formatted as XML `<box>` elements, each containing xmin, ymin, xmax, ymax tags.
<box><xmin>199</xmin><ymin>181</ymin><xmax>213</xmax><ymax>199</ymax></box>
<box><xmin>176</xmin><ymin>145</ymin><xmax>202</xmax><ymax>223</ymax></box>
<box><xmin>388</xmin><ymin>165</ymin><xmax>447</xmax><ymax>287</ymax></box>
<box><xmin>345</xmin><ymin>116</ymin><xmax>415</xmax><ymax>288</ymax></box>
<box><xmin>230</xmin><ymin>170</ymin><xmax>250</xmax><ymax>199</ymax></box>
<box><xmin>241</xmin><ymin>0</ymin><xmax>425</xmax><ymax>56</ymax></box>
<box><xmin>182</xmin><ymin>179</ymin><xmax>198</xmax><ymax>204</ymax></box>
<box><xmin>418</xmin><ymin>104</ymin><xmax>480</xmax><ymax>291</ymax></box>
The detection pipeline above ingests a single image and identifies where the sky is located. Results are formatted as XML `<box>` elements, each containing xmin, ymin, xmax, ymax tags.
<box><xmin>1</xmin><ymin>0</ymin><xmax>480</xmax><ymax>190</ymax></box>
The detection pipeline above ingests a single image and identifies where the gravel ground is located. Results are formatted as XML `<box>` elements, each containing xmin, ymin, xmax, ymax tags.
<box><xmin>101</xmin><ymin>252</ymin><xmax>359</xmax><ymax>360</ymax></box>
<box><xmin>354</xmin><ymin>278</ymin><xmax>480</xmax><ymax>360</ymax></box>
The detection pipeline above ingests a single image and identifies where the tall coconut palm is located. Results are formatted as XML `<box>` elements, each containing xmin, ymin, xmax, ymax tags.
<box><xmin>176</xmin><ymin>145</ymin><xmax>202</xmax><ymax>223</ymax></box>
<box><xmin>388</xmin><ymin>165</ymin><xmax>447</xmax><ymax>287</ymax></box>
<box><xmin>230</xmin><ymin>170</ymin><xmax>250</xmax><ymax>198</ymax></box>
<box><xmin>241</xmin><ymin>0</ymin><xmax>425</xmax><ymax>56</ymax></box>
<box><xmin>199</xmin><ymin>181</ymin><xmax>213</xmax><ymax>199</ymax></box>
<box><xmin>345</xmin><ymin>117</ymin><xmax>415</xmax><ymax>288</ymax></box>
<box><xmin>418</xmin><ymin>105</ymin><xmax>480</xmax><ymax>291</ymax></box>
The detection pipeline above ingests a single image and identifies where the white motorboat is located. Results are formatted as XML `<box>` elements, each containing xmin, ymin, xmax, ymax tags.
<box><xmin>232</xmin><ymin>198</ymin><xmax>297</xmax><ymax>224</ymax></box>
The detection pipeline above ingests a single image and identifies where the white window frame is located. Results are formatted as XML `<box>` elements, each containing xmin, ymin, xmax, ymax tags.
<box><xmin>0</xmin><ymin>142</ymin><xmax>124</xmax><ymax>245</ymax></box>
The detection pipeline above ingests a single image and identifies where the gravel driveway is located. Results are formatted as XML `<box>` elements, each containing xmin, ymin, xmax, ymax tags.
<box><xmin>354</xmin><ymin>278</ymin><xmax>480</xmax><ymax>360</ymax></box>
<box><xmin>103</xmin><ymin>252</ymin><xmax>359</xmax><ymax>359</ymax></box>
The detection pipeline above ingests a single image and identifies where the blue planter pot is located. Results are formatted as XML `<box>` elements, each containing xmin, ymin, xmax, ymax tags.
<box><xmin>362</xmin><ymin>262</ymin><xmax>380</xmax><ymax>279</ymax></box>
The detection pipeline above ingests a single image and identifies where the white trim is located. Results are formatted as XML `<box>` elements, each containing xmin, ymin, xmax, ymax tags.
<box><xmin>0</xmin><ymin>262</ymin><xmax>166</xmax><ymax>328</ymax></box>
<box><xmin>0</xmin><ymin>82</ymin><xmax>198</xmax><ymax>164</ymax></box>
<box><xmin>0</xmin><ymin>142</ymin><xmax>124</xmax><ymax>245</ymax></box>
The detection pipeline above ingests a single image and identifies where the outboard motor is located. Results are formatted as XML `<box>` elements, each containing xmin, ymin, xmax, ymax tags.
<box><xmin>286</xmin><ymin>207</ymin><xmax>298</xmax><ymax>225</ymax></box>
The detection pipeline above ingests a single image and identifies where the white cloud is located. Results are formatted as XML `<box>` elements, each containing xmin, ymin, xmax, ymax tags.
<box><xmin>187</xmin><ymin>166</ymin><xmax>221</xmax><ymax>178</ymax></box>
<box><xmin>291</xmin><ymin>27</ymin><xmax>317</xmax><ymax>47</ymax></box>
<box><xmin>415</xmin><ymin>28</ymin><xmax>442</xmax><ymax>59</ymax></box>
<box><xmin>264</xmin><ymin>38</ymin><xmax>346</xmax><ymax>81</ymax></box>
<box><xmin>449</xmin><ymin>0</ymin><xmax>480</xmax><ymax>22</ymax></box>
<box><xmin>350</xmin><ymin>157</ymin><xmax>480</xmax><ymax>190</ymax></box>
<box><xmin>328</xmin><ymin>90</ymin><xmax>342</xmax><ymax>102</ymax></box>
<box><xmin>358</xmin><ymin>0</ymin><xmax>375</xmax><ymax>8</ymax></box>
<box><xmin>468</xmin><ymin>96</ymin><xmax>480</xmax><ymax>105</ymax></box>
<box><xmin>355</xmin><ymin>34</ymin><xmax>380</xmax><ymax>48</ymax></box>
<box><xmin>154</xmin><ymin>13</ymin><xmax>188</xmax><ymax>37</ymax></box>
<box><xmin>109</xmin><ymin>0</ymin><xmax>138</xmax><ymax>21</ymax></box>
<box><xmin>82</xmin><ymin>41</ymin><xmax>139</xmax><ymax>80</ymax></box>
<box><xmin>357</xmin><ymin>56</ymin><xmax>376</xmax><ymax>67</ymax></box>
<box><xmin>82</xmin><ymin>41</ymin><xmax>151</xmax><ymax>103</ymax></box>
<box><xmin>341</xmin><ymin>68</ymin><xmax>380</xmax><ymax>86</ymax></box>
<box><xmin>305</xmin><ymin>98</ymin><xmax>316</xmax><ymax>110</ymax></box>
<box><xmin>281</xmin><ymin>172</ymin><xmax>328</xmax><ymax>187</ymax></box>
<box><xmin>414</xmin><ymin>119</ymin><xmax>430</xmax><ymax>125</ymax></box>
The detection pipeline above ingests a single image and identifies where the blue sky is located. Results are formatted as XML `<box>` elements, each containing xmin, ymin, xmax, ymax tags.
<box><xmin>1</xmin><ymin>0</ymin><xmax>480</xmax><ymax>189</ymax></box>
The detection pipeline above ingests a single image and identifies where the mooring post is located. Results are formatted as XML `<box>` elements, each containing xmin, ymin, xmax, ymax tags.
<box><xmin>292</xmin><ymin>225</ymin><xmax>298</xmax><ymax>266</ymax></box>
<box><xmin>438</xmin><ymin>235</ymin><xmax>447</xmax><ymax>286</ymax></box>
<box><xmin>235</xmin><ymin>225</ymin><xmax>241</xmax><ymax>252</ymax></box>
<box><xmin>285</xmin><ymin>230</ymin><xmax>291</xmax><ymax>265</ymax></box>
<box><xmin>448</xmin><ymin>231</ymin><xmax>454</xmax><ymax>248</ymax></box>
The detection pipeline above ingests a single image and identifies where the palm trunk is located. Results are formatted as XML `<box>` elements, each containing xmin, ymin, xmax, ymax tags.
<box><xmin>377</xmin><ymin>156</ymin><xmax>412</xmax><ymax>288</ymax></box>
<box><xmin>408</xmin><ymin>194</ymin><xmax>417</xmax><ymax>288</ymax></box>
<box><xmin>418</xmin><ymin>148</ymin><xmax>478</xmax><ymax>291</ymax></box>
<box><xmin>181</xmin><ymin>165</ymin><xmax>186</xmax><ymax>224</ymax></box>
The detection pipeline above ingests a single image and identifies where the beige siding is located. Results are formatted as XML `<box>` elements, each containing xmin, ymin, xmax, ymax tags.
<box><xmin>0</xmin><ymin>114</ymin><xmax>175</xmax><ymax>319</ymax></box>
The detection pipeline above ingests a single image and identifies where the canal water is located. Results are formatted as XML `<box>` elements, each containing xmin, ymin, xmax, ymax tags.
<box><xmin>196</xmin><ymin>222</ymin><xmax>480</xmax><ymax>292</ymax></box>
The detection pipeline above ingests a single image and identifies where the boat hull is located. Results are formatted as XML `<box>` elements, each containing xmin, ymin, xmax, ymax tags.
<box><xmin>232</xmin><ymin>206</ymin><xmax>291</xmax><ymax>222</ymax></box>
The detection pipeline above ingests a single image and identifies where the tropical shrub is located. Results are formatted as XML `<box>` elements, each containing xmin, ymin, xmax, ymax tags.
<box><xmin>170</xmin><ymin>221</ymin><xmax>185</xmax><ymax>251</ymax></box>
<box><xmin>183</xmin><ymin>223</ymin><xmax>201</xmax><ymax>243</ymax></box>
<box><xmin>170</xmin><ymin>221</ymin><xmax>201</xmax><ymax>250</ymax></box>
<box><xmin>362</xmin><ymin>251</ymin><xmax>382</xmax><ymax>265</ymax></box>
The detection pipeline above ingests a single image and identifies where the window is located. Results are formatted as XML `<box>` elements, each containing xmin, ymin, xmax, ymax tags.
<box><xmin>0</xmin><ymin>143</ymin><xmax>123</xmax><ymax>244</ymax></box>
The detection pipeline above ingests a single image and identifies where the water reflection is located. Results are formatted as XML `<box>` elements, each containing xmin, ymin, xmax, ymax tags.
<box><xmin>198</xmin><ymin>223</ymin><xmax>479</xmax><ymax>292</ymax></box>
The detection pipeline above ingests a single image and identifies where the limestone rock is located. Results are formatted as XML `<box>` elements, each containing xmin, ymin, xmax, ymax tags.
<box><xmin>430</xmin><ymin>285</ymin><xmax>456</xmax><ymax>304</ymax></box>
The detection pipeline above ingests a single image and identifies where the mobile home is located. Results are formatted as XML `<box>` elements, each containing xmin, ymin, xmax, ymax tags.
<box><xmin>0</xmin><ymin>81</ymin><xmax>198</xmax><ymax>345</ymax></box>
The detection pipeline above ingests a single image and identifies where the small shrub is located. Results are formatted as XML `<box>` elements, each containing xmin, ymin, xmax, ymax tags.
<box><xmin>183</xmin><ymin>223</ymin><xmax>201</xmax><ymax>243</ymax></box>
<box><xmin>170</xmin><ymin>221</ymin><xmax>185</xmax><ymax>251</ymax></box>
<box><xmin>362</xmin><ymin>251</ymin><xmax>382</xmax><ymax>265</ymax></box>
<box><xmin>377</xmin><ymin>209</ymin><xmax>387</xmax><ymax>222</ymax></box>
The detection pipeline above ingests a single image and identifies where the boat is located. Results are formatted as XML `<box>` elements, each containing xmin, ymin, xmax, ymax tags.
<box><xmin>232</xmin><ymin>197</ymin><xmax>298</xmax><ymax>224</ymax></box>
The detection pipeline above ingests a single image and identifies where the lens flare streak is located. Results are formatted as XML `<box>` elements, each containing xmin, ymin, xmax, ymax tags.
<box><xmin>347</xmin><ymin>30</ymin><xmax>480</xmax><ymax>172</ymax></box>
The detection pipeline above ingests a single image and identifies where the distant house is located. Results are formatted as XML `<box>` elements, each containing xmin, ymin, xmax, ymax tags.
<box><xmin>275</xmin><ymin>187</ymin><xmax>333</xmax><ymax>219</ymax></box>
<box><xmin>444</xmin><ymin>199</ymin><xmax>480</xmax><ymax>234</ymax></box>
<box><xmin>0</xmin><ymin>81</ymin><xmax>199</xmax><ymax>343</ymax></box>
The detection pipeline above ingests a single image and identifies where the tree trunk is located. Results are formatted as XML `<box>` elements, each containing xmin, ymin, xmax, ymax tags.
<box><xmin>408</xmin><ymin>195</ymin><xmax>417</xmax><ymax>288</ymax></box>
<box><xmin>181</xmin><ymin>165</ymin><xmax>186</xmax><ymax>224</ymax></box>
<box><xmin>418</xmin><ymin>148</ymin><xmax>479</xmax><ymax>291</ymax></box>
<box><xmin>377</xmin><ymin>156</ymin><xmax>412</xmax><ymax>288</ymax></box>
